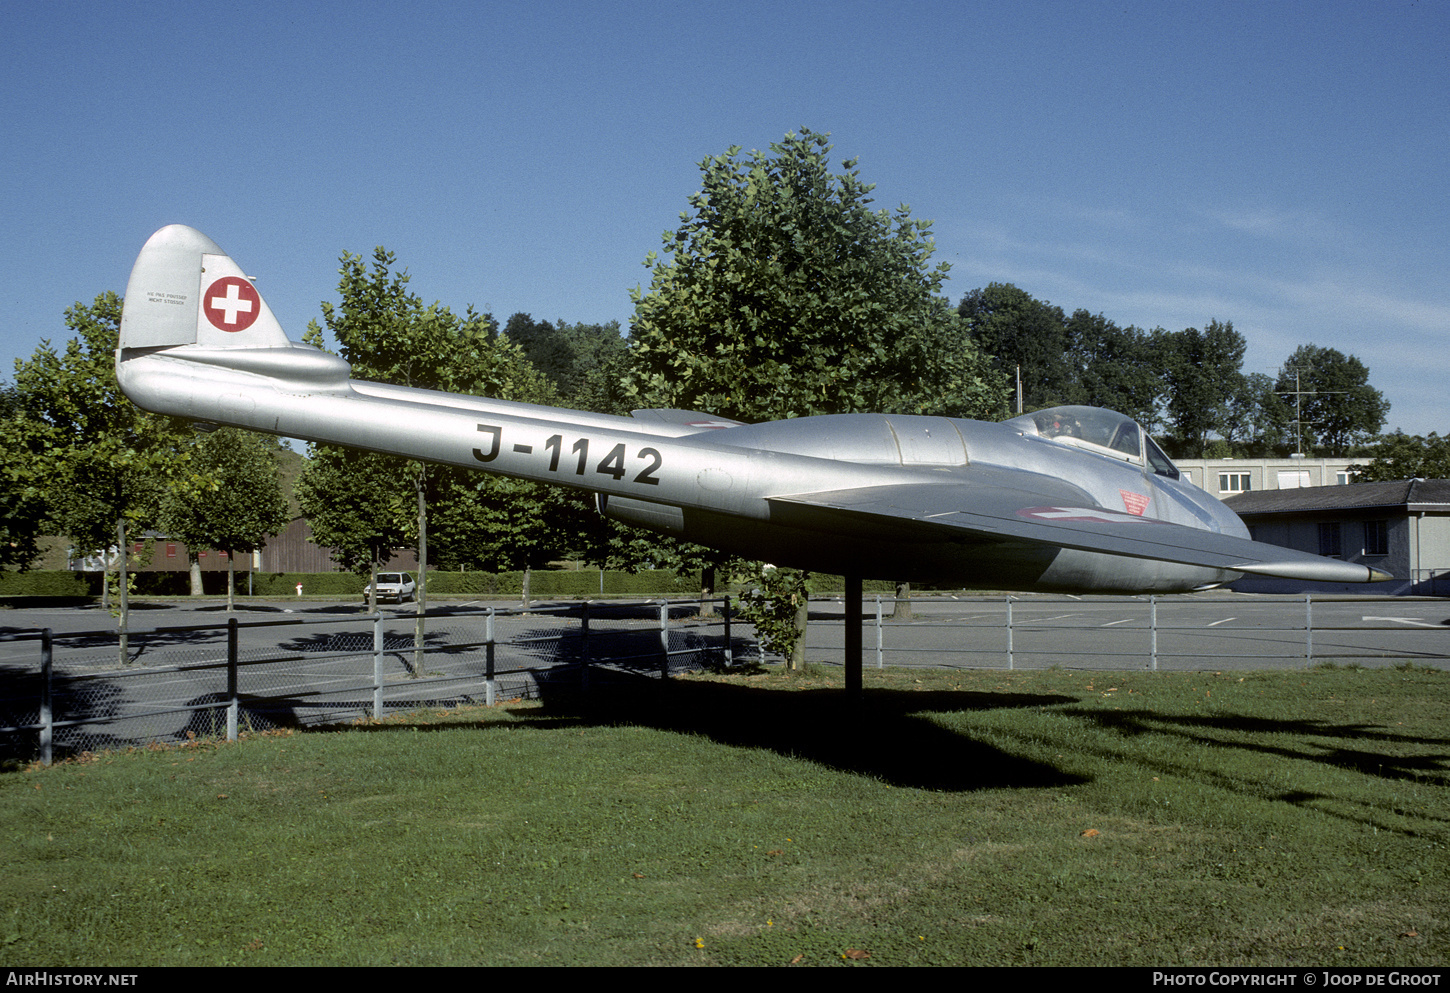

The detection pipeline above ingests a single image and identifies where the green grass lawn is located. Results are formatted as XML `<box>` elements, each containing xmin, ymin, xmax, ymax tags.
<box><xmin>2</xmin><ymin>664</ymin><xmax>1445</xmax><ymax>966</ymax></box>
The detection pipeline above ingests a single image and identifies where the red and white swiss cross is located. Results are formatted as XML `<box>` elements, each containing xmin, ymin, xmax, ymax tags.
<box><xmin>203</xmin><ymin>277</ymin><xmax>261</xmax><ymax>332</ymax></box>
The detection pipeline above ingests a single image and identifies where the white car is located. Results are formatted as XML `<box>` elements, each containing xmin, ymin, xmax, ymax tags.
<box><xmin>367</xmin><ymin>572</ymin><xmax>416</xmax><ymax>604</ymax></box>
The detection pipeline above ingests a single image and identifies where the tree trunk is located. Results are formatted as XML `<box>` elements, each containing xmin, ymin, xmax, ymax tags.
<box><xmin>699</xmin><ymin>563</ymin><xmax>716</xmax><ymax>618</ymax></box>
<box><xmin>367</xmin><ymin>559</ymin><xmax>378</xmax><ymax>613</ymax></box>
<box><xmin>892</xmin><ymin>581</ymin><xmax>913</xmax><ymax>620</ymax></box>
<box><xmin>789</xmin><ymin>588</ymin><xmax>808</xmax><ymax>670</ymax></box>
<box><xmin>188</xmin><ymin>555</ymin><xmax>203</xmax><ymax>596</ymax></box>
<box><xmin>116</xmin><ymin>519</ymin><xmax>128</xmax><ymax>667</ymax></box>
<box><xmin>413</xmin><ymin>477</ymin><xmax>427</xmax><ymax>677</ymax></box>
<box><xmin>521</xmin><ymin>564</ymin><xmax>532</xmax><ymax>608</ymax></box>
<box><xmin>226</xmin><ymin>551</ymin><xmax>236</xmax><ymax>613</ymax></box>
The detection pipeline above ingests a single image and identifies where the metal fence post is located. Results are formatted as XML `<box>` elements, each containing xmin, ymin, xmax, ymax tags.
<box><xmin>659</xmin><ymin>600</ymin><xmax>670</xmax><ymax>678</ymax></box>
<box><xmin>485</xmin><ymin>607</ymin><xmax>497</xmax><ymax>706</ymax></box>
<box><xmin>722</xmin><ymin>596</ymin><xmax>732</xmax><ymax>668</ymax></box>
<box><xmin>875</xmin><ymin>595</ymin><xmax>884</xmax><ymax>668</ymax></box>
<box><xmin>1149</xmin><ymin>595</ymin><xmax>1158</xmax><ymax>671</ymax></box>
<box><xmin>40</xmin><ymin>628</ymin><xmax>53</xmax><ymax>767</ymax></box>
<box><xmin>1005</xmin><ymin>595</ymin><xmax>1014</xmax><ymax>670</ymax></box>
<box><xmin>372</xmin><ymin>610</ymin><xmax>384</xmax><ymax>719</ymax></box>
<box><xmin>1305</xmin><ymin>592</ymin><xmax>1314</xmax><ymax>665</ymax></box>
<box><xmin>580</xmin><ymin>601</ymin><xmax>591</xmax><ymax>691</ymax></box>
<box><xmin>227</xmin><ymin>617</ymin><xmax>239</xmax><ymax>741</ymax></box>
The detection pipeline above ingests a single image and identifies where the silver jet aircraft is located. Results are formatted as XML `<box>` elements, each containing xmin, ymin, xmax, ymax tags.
<box><xmin>116</xmin><ymin>225</ymin><xmax>1389</xmax><ymax>601</ymax></box>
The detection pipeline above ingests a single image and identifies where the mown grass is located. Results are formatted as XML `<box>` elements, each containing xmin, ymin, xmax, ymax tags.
<box><xmin>1</xmin><ymin>664</ymin><xmax>1445</xmax><ymax>967</ymax></box>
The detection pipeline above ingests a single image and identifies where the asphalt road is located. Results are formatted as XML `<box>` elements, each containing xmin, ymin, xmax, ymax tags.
<box><xmin>805</xmin><ymin>592</ymin><xmax>1450</xmax><ymax>671</ymax></box>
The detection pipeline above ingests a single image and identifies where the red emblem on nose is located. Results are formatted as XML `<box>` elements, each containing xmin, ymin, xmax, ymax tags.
<box><xmin>1120</xmin><ymin>490</ymin><xmax>1150</xmax><ymax>516</ymax></box>
<box><xmin>203</xmin><ymin>277</ymin><xmax>260</xmax><ymax>332</ymax></box>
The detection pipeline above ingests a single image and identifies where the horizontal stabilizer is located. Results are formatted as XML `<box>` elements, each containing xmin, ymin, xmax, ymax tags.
<box><xmin>630</xmin><ymin>408</ymin><xmax>746</xmax><ymax>431</ymax></box>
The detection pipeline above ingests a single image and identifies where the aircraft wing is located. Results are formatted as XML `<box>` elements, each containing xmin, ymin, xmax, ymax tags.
<box><xmin>767</xmin><ymin>477</ymin><xmax>1392</xmax><ymax>584</ymax></box>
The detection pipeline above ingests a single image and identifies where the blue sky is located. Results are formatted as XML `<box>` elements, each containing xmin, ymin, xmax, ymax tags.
<box><xmin>4</xmin><ymin>0</ymin><xmax>1446</xmax><ymax>437</ymax></box>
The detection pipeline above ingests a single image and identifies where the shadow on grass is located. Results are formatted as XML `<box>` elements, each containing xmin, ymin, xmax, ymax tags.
<box><xmin>1066</xmin><ymin>707</ymin><xmax>1450</xmax><ymax>788</ymax></box>
<box><xmin>344</xmin><ymin>672</ymin><xmax>1088</xmax><ymax>793</ymax></box>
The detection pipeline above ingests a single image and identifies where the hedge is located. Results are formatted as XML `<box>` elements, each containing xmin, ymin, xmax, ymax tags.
<box><xmin>0</xmin><ymin>568</ymin><xmax>700</xmax><ymax>598</ymax></box>
<box><xmin>0</xmin><ymin>568</ymin><xmax>900</xmax><ymax>599</ymax></box>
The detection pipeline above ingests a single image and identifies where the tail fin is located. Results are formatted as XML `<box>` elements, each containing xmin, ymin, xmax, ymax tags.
<box><xmin>119</xmin><ymin>224</ymin><xmax>292</xmax><ymax>351</ymax></box>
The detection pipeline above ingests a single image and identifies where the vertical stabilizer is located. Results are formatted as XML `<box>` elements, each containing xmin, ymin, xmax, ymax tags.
<box><xmin>119</xmin><ymin>224</ymin><xmax>291</xmax><ymax>350</ymax></box>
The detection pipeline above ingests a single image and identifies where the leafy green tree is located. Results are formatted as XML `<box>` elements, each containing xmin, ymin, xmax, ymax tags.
<box><xmin>295</xmin><ymin>447</ymin><xmax>411</xmax><ymax>579</ymax></box>
<box><xmin>299</xmin><ymin>247</ymin><xmax>565</xmax><ymax>614</ymax></box>
<box><xmin>959</xmin><ymin>283</ymin><xmax>1071</xmax><ymax>412</ymax></box>
<box><xmin>1159</xmin><ymin>321</ymin><xmax>1247</xmax><ymax>458</ymax></box>
<box><xmin>504</xmin><ymin>314</ymin><xmax>631</xmax><ymax>414</ymax></box>
<box><xmin>1221</xmin><ymin>372</ymin><xmax>1293</xmax><ymax>456</ymax></box>
<box><xmin>8</xmin><ymin>293</ymin><xmax>189</xmax><ymax>613</ymax></box>
<box><xmin>623</xmin><ymin>129</ymin><xmax>1005</xmax><ymax>662</ymax></box>
<box><xmin>1349</xmin><ymin>432</ymin><xmax>1450</xmax><ymax>482</ymax></box>
<box><xmin>1274</xmin><ymin>345</ymin><xmax>1389</xmax><ymax>456</ymax></box>
<box><xmin>1061</xmin><ymin>311</ymin><xmax>1162</xmax><ymax>427</ymax></box>
<box><xmin>0</xmin><ymin>384</ymin><xmax>47</xmax><ymax>569</ymax></box>
<box><xmin>157</xmin><ymin>428</ymin><xmax>290</xmax><ymax>607</ymax></box>
<box><xmin>624</xmin><ymin>128</ymin><xmax>1004</xmax><ymax>423</ymax></box>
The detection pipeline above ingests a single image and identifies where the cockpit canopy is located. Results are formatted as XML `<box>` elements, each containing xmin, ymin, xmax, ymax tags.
<box><xmin>1005</xmin><ymin>405</ymin><xmax>1180</xmax><ymax>478</ymax></box>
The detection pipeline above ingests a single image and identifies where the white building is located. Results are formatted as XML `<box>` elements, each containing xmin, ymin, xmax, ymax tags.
<box><xmin>1224</xmin><ymin>479</ymin><xmax>1450</xmax><ymax>596</ymax></box>
<box><xmin>1174</xmin><ymin>457</ymin><xmax>1357</xmax><ymax>496</ymax></box>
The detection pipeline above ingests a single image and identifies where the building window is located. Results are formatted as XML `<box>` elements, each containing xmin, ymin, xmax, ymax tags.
<box><xmin>1336</xmin><ymin>471</ymin><xmax>1354</xmax><ymax>485</ymax></box>
<box><xmin>1364</xmin><ymin>520</ymin><xmax>1388</xmax><ymax>556</ymax></box>
<box><xmin>1219</xmin><ymin>472</ymin><xmax>1251</xmax><ymax>494</ymax></box>
<box><xmin>1318</xmin><ymin>523</ymin><xmax>1342</xmax><ymax>557</ymax></box>
<box><xmin>166</xmin><ymin>543</ymin><xmax>176</xmax><ymax>558</ymax></box>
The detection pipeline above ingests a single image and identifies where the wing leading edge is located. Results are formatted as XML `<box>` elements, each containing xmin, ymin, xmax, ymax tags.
<box><xmin>768</xmin><ymin>480</ymin><xmax>1391</xmax><ymax>585</ymax></box>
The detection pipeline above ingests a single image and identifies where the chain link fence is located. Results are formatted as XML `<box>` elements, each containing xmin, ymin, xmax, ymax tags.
<box><xmin>1</xmin><ymin>599</ymin><xmax>741</xmax><ymax>765</ymax></box>
<box><xmin>5</xmin><ymin>593</ymin><xmax>1446</xmax><ymax>765</ymax></box>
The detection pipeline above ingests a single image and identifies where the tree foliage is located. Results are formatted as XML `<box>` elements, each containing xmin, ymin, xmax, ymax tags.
<box><xmin>1061</xmin><ymin>309</ymin><xmax>1162</xmax><ymax>428</ymax></box>
<box><xmin>0</xmin><ymin>384</ymin><xmax>47</xmax><ymax>569</ymax></box>
<box><xmin>157</xmin><ymin>428</ymin><xmax>290</xmax><ymax>602</ymax></box>
<box><xmin>624</xmin><ymin>128</ymin><xmax>1006</xmax><ymax>423</ymax></box>
<box><xmin>6</xmin><ymin>293</ymin><xmax>190</xmax><ymax>580</ymax></box>
<box><xmin>1349</xmin><ymin>433</ymin><xmax>1450</xmax><ymax>482</ymax></box>
<box><xmin>298</xmin><ymin>248</ymin><xmax>568</xmax><ymax>583</ymax></box>
<box><xmin>1275</xmin><ymin>345</ymin><xmax>1389</xmax><ymax>456</ymax></box>
<box><xmin>1158</xmin><ymin>321</ymin><xmax>1247</xmax><ymax>458</ymax></box>
<box><xmin>503</xmin><ymin>314</ymin><xmax>630</xmax><ymax>414</ymax></box>
<box><xmin>958</xmin><ymin>283</ymin><xmax>1072</xmax><ymax>412</ymax></box>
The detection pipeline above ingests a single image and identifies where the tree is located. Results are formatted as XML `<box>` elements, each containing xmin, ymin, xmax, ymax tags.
<box><xmin>622</xmin><ymin>129</ymin><xmax>1005</xmax><ymax>663</ymax></box>
<box><xmin>299</xmin><ymin>247</ymin><xmax>565</xmax><ymax>615</ymax></box>
<box><xmin>504</xmin><ymin>314</ymin><xmax>631</xmax><ymax>414</ymax></box>
<box><xmin>8</xmin><ymin>293</ymin><xmax>189</xmax><ymax>634</ymax></box>
<box><xmin>157</xmin><ymin>428</ymin><xmax>290</xmax><ymax>608</ymax></box>
<box><xmin>295</xmin><ymin>447</ymin><xmax>411</xmax><ymax>578</ymax></box>
<box><xmin>1061</xmin><ymin>311</ymin><xmax>1162</xmax><ymax>427</ymax></box>
<box><xmin>1221</xmin><ymin>373</ymin><xmax>1293</xmax><ymax>457</ymax></box>
<box><xmin>1159</xmin><ymin>321</ymin><xmax>1247</xmax><ymax>458</ymax></box>
<box><xmin>958</xmin><ymin>283</ymin><xmax>1071</xmax><ymax>412</ymax></box>
<box><xmin>1275</xmin><ymin>345</ymin><xmax>1389</xmax><ymax>456</ymax></box>
<box><xmin>623</xmin><ymin>128</ymin><xmax>1004</xmax><ymax>423</ymax></box>
<box><xmin>0</xmin><ymin>384</ymin><xmax>47</xmax><ymax>569</ymax></box>
<box><xmin>1349</xmin><ymin>432</ymin><xmax>1450</xmax><ymax>482</ymax></box>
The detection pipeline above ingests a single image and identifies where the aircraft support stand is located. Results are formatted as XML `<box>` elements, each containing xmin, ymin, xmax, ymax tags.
<box><xmin>845</xmin><ymin>574</ymin><xmax>863</xmax><ymax>702</ymax></box>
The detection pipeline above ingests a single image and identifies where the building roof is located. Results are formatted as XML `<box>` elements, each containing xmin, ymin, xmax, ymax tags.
<box><xmin>1224</xmin><ymin>478</ymin><xmax>1450</xmax><ymax>516</ymax></box>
